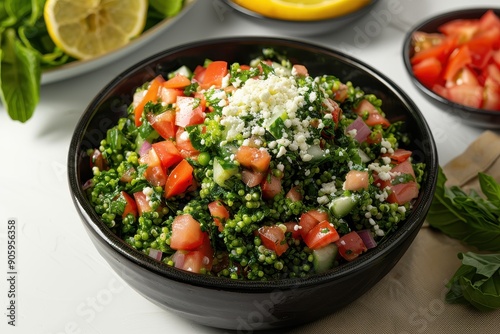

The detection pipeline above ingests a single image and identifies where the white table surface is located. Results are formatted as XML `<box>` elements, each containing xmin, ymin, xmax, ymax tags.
<box><xmin>1</xmin><ymin>1</ymin><xmax>499</xmax><ymax>333</ymax></box>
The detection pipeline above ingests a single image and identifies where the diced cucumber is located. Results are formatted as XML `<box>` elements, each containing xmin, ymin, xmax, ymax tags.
<box><xmin>307</xmin><ymin>144</ymin><xmax>325</xmax><ymax>161</ymax></box>
<box><xmin>313</xmin><ymin>243</ymin><xmax>338</xmax><ymax>273</ymax></box>
<box><xmin>329</xmin><ymin>195</ymin><xmax>358</xmax><ymax>218</ymax></box>
<box><xmin>213</xmin><ymin>157</ymin><xmax>238</xmax><ymax>187</ymax></box>
<box><xmin>171</xmin><ymin>65</ymin><xmax>192</xmax><ymax>78</ymax></box>
<box><xmin>358</xmin><ymin>148</ymin><xmax>371</xmax><ymax>163</ymax></box>
<box><xmin>265</xmin><ymin>111</ymin><xmax>288</xmax><ymax>138</ymax></box>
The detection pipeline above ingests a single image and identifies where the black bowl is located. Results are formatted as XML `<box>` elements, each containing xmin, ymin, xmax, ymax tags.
<box><xmin>68</xmin><ymin>37</ymin><xmax>438</xmax><ymax>330</ymax></box>
<box><xmin>402</xmin><ymin>8</ymin><xmax>500</xmax><ymax>128</ymax></box>
<box><xmin>221</xmin><ymin>0</ymin><xmax>379</xmax><ymax>36</ymax></box>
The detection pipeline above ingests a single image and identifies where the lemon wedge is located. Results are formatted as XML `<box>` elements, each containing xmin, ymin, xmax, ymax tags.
<box><xmin>233</xmin><ymin>0</ymin><xmax>372</xmax><ymax>21</ymax></box>
<box><xmin>44</xmin><ymin>0</ymin><xmax>148</xmax><ymax>60</ymax></box>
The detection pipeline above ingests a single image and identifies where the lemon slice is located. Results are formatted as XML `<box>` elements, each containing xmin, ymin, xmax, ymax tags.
<box><xmin>44</xmin><ymin>0</ymin><xmax>148</xmax><ymax>60</ymax></box>
<box><xmin>233</xmin><ymin>0</ymin><xmax>372</xmax><ymax>21</ymax></box>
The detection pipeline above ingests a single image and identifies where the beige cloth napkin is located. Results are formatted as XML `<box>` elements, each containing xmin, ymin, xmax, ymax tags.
<box><xmin>289</xmin><ymin>131</ymin><xmax>500</xmax><ymax>334</ymax></box>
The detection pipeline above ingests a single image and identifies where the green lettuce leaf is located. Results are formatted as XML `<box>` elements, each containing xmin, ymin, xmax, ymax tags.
<box><xmin>446</xmin><ymin>252</ymin><xmax>500</xmax><ymax>312</ymax></box>
<box><xmin>426</xmin><ymin>167</ymin><xmax>500</xmax><ymax>251</ymax></box>
<box><xmin>0</xmin><ymin>28</ymin><xmax>40</xmax><ymax>122</ymax></box>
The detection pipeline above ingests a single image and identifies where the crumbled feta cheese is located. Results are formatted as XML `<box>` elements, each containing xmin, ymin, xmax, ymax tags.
<box><xmin>277</xmin><ymin>146</ymin><xmax>287</xmax><ymax>158</ymax></box>
<box><xmin>317</xmin><ymin>195</ymin><xmax>329</xmax><ymax>205</ymax></box>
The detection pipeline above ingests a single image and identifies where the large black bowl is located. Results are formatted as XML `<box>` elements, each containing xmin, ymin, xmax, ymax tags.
<box><xmin>402</xmin><ymin>8</ymin><xmax>500</xmax><ymax>128</ymax></box>
<box><xmin>68</xmin><ymin>37</ymin><xmax>438</xmax><ymax>330</ymax></box>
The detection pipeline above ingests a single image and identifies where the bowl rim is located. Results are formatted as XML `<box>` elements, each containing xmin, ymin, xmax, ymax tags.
<box><xmin>68</xmin><ymin>36</ymin><xmax>438</xmax><ymax>292</ymax></box>
<box><xmin>220</xmin><ymin>0</ymin><xmax>379</xmax><ymax>24</ymax></box>
<box><xmin>402</xmin><ymin>7</ymin><xmax>500</xmax><ymax>118</ymax></box>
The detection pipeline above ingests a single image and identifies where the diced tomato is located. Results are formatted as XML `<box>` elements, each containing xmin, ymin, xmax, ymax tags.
<box><xmin>208</xmin><ymin>200</ymin><xmax>230</xmax><ymax>232</ymax></box>
<box><xmin>119</xmin><ymin>167</ymin><xmax>135</xmax><ymax>183</ymax></box>
<box><xmin>483</xmin><ymin>77</ymin><xmax>500</xmax><ymax>110</ymax></box>
<box><xmin>175</xmin><ymin>127</ymin><xmax>200</xmax><ymax>159</ymax></box>
<box><xmin>411</xmin><ymin>31</ymin><xmax>446</xmax><ymax>54</ymax></box>
<box><xmin>389</xmin><ymin>149</ymin><xmax>412</xmax><ymax>163</ymax></box>
<box><xmin>443</xmin><ymin>46</ymin><xmax>472</xmax><ymax>81</ymax></box>
<box><xmin>432</xmin><ymin>84</ymin><xmax>449</xmax><ymax>99</ymax></box>
<box><xmin>387</xmin><ymin>182</ymin><xmax>420</xmax><ymax>205</ymax></box>
<box><xmin>285</xmin><ymin>186</ymin><xmax>303</xmax><ymax>202</ymax></box>
<box><xmin>133</xmin><ymin>191</ymin><xmax>152</xmax><ymax>215</ymax></box>
<box><xmin>175</xmin><ymin>96</ymin><xmax>205</xmax><ymax>127</ymax></box>
<box><xmin>411</xmin><ymin>11</ymin><xmax>500</xmax><ymax>112</ymax></box>
<box><xmin>284</xmin><ymin>222</ymin><xmax>301</xmax><ymax>240</ymax></box>
<box><xmin>261</xmin><ymin>174</ymin><xmax>282</xmax><ymax>199</ymax></box>
<box><xmin>152</xmin><ymin>140</ymin><xmax>183</xmax><ymax>169</ymax></box>
<box><xmin>353</xmin><ymin>99</ymin><xmax>390</xmax><ymax>128</ymax></box>
<box><xmin>148</xmin><ymin>110</ymin><xmax>177</xmax><ymax>139</ymax></box>
<box><xmin>163</xmin><ymin>73</ymin><xmax>191</xmax><ymax>89</ymax></box>
<box><xmin>335</xmin><ymin>231</ymin><xmax>368</xmax><ymax>261</ymax></box>
<box><xmin>235</xmin><ymin>146</ymin><xmax>271</xmax><ymax>172</ymax></box>
<box><xmin>465</xmin><ymin>28</ymin><xmax>500</xmax><ymax>69</ymax></box>
<box><xmin>90</xmin><ymin>148</ymin><xmax>106</xmax><ymax>171</ymax></box>
<box><xmin>299</xmin><ymin>212</ymin><xmax>319</xmax><ymax>240</ymax></box>
<box><xmin>241</xmin><ymin>169</ymin><xmax>266</xmax><ymax>187</ymax></box>
<box><xmin>292</xmin><ymin>64</ymin><xmax>308</xmax><ymax>76</ymax></box>
<box><xmin>172</xmin><ymin>232</ymin><xmax>213</xmax><ymax>273</ymax></box>
<box><xmin>388</xmin><ymin>160</ymin><xmax>419</xmax><ymax>204</ymax></box>
<box><xmin>304</xmin><ymin>221</ymin><xmax>340</xmax><ymax>250</ymax></box>
<box><xmin>120</xmin><ymin>191</ymin><xmax>137</xmax><ymax>218</ymax></box>
<box><xmin>392</xmin><ymin>159</ymin><xmax>416</xmax><ymax>178</ymax></box>
<box><xmin>200</xmin><ymin>61</ymin><xmax>228</xmax><ymax>89</ymax></box>
<box><xmin>164</xmin><ymin>159</ymin><xmax>194</xmax><ymax>198</ymax></box>
<box><xmin>353</xmin><ymin>99</ymin><xmax>377</xmax><ymax>115</ymax></box>
<box><xmin>493</xmin><ymin>50</ymin><xmax>500</xmax><ymax>67</ymax></box>
<box><xmin>134</xmin><ymin>75</ymin><xmax>165</xmax><ymax>126</ymax></box>
<box><xmin>412</xmin><ymin>56</ymin><xmax>443</xmax><ymax>88</ymax></box>
<box><xmin>307</xmin><ymin>210</ymin><xmax>330</xmax><ymax>224</ymax></box>
<box><xmin>139</xmin><ymin>147</ymin><xmax>167</xmax><ymax>187</ymax></box>
<box><xmin>332</xmin><ymin>83</ymin><xmax>349</xmax><ymax>103</ymax></box>
<box><xmin>192</xmin><ymin>65</ymin><xmax>206</xmax><ymax>83</ymax></box>
<box><xmin>451</xmin><ymin>66</ymin><xmax>479</xmax><ymax>86</ymax></box>
<box><xmin>374</xmin><ymin>160</ymin><xmax>419</xmax><ymax>205</ymax></box>
<box><xmin>159</xmin><ymin>87</ymin><xmax>184</xmax><ymax>104</ymax></box>
<box><xmin>446</xmin><ymin>84</ymin><xmax>483</xmax><ymax>108</ymax></box>
<box><xmin>343</xmin><ymin>170</ymin><xmax>369</xmax><ymax>192</ymax></box>
<box><xmin>170</xmin><ymin>214</ymin><xmax>204</xmax><ymax>250</ymax></box>
<box><xmin>484</xmin><ymin>63</ymin><xmax>500</xmax><ymax>84</ymax></box>
<box><xmin>365</xmin><ymin>111</ymin><xmax>390</xmax><ymax>128</ymax></box>
<box><xmin>479</xmin><ymin>10</ymin><xmax>500</xmax><ymax>33</ymax></box>
<box><xmin>438</xmin><ymin>18</ymin><xmax>479</xmax><ymax>41</ymax></box>
<box><xmin>258</xmin><ymin>225</ymin><xmax>289</xmax><ymax>256</ymax></box>
<box><xmin>411</xmin><ymin>35</ymin><xmax>458</xmax><ymax>65</ymax></box>
<box><xmin>298</xmin><ymin>209</ymin><xmax>329</xmax><ymax>240</ymax></box>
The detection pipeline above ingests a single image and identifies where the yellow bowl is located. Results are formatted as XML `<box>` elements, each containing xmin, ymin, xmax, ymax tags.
<box><xmin>222</xmin><ymin>0</ymin><xmax>379</xmax><ymax>36</ymax></box>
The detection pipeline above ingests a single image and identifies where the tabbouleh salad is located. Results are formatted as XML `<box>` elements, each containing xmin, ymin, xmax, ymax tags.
<box><xmin>85</xmin><ymin>49</ymin><xmax>425</xmax><ymax>280</ymax></box>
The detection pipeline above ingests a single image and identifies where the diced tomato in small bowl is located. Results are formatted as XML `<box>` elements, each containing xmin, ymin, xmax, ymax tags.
<box><xmin>403</xmin><ymin>8</ymin><xmax>500</xmax><ymax>128</ymax></box>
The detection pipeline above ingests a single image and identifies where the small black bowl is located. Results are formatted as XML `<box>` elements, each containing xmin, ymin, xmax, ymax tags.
<box><xmin>221</xmin><ymin>0</ymin><xmax>379</xmax><ymax>36</ymax></box>
<box><xmin>402</xmin><ymin>8</ymin><xmax>500</xmax><ymax>128</ymax></box>
<box><xmin>68</xmin><ymin>37</ymin><xmax>438</xmax><ymax>330</ymax></box>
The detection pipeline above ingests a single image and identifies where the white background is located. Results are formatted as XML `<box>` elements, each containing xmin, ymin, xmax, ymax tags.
<box><xmin>1</xmin><ymin>0</ymin><xmax>499</xmax><ymax>333</ymax></box>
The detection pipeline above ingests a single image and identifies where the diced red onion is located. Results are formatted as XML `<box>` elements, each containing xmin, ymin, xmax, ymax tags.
<box><xmin>171</xmin><ymin>250</ymin><xmax>186</xmax><ymax>268</ymax></box>
<box><xmin>357</xmin><ymin>229</ymin><xmax>378</xmax><ymax>249</ymax></box>
<box><xmin>346</xmin><ymin>117</ymin><xmax>371</xmax><ymax>142</ymax></box>
<box><xmin>139</xmin><ymin>141</ymin><xmax>152</xmax><ymax>157</ymax></box>
<box><xmin>148</xmin><ymin>248</ymin><xmax>163</xmax><ymax>261</ymax></box>
<box><xmin>82</xmin><ymin>179</ymin><xmax>94</xmax><ymax>190</ymax></box>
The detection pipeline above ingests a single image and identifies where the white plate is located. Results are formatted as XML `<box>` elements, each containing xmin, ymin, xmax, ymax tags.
<box><xmin>41</xmin><ymin>0</ymin><xmax>198</xmax><ymax>84</ymax></box>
